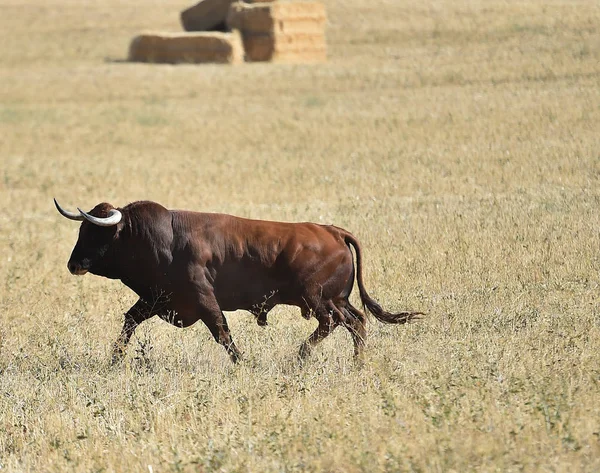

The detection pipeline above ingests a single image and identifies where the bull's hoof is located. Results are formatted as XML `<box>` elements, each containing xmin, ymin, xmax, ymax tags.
<box><xmin>110</xmin><ymin>346</ymin><xmax>126</xmax><ymax>365</ymax></box>
<box><xmin>229</xmin><ymin>352</ymin><xmax>242</xmax><ymax>364</ymax></box>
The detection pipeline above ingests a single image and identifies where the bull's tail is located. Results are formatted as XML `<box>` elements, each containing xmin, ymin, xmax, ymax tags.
<box><xmin>342</xmin><ymin>230</ymin><xmax>423</xmax><ymax>324</ymax></box>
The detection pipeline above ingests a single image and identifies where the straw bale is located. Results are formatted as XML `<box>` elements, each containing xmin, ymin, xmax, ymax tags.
<box><xmin>242</xmin><ymin>32</ymin><xmax>326</xmax><ymax>62</ymax></box>
<box><xmin>181</xmin><ymin>0</ymin><xmax>236</xmax><ymax>32</ymax></box>
<box><xmin>226</xmin><ymin>1</ymin><xmax>327</xmax><ymax>62</ymax></box>
<box><xmin>128</xmin><ymin>31</ymin><xmax>243</xmax><ymax>64</ymax></box>
<box><xmin>227</xmin><ymin>1</ymin><xmax>326</xmax><ymax>35</ymax></box>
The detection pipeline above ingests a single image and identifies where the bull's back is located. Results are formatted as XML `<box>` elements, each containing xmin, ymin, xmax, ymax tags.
<box><xmin>173</xmin><ymin>211</ymin><xmax>353</xmax><ymax>310</ymax></box>
<box><xmin>226</xmin><ymin>218</ymin><xmax>353</xmax><ymax>308</ymax></box>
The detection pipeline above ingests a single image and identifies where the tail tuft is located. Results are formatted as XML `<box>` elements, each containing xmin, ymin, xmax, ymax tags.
<box><xmin>364</xmin><ymin>298</ymin><xmax>424</xmax><ymax>324</ymax></box>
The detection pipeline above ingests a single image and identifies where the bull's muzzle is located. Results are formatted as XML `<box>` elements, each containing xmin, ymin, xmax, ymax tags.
<box><xmin>68</xmin><ymin>260</ymin><xmax>88</xmax><ymax>275</ymax></box>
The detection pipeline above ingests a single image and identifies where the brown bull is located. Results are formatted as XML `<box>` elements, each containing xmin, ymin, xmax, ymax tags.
<box><xmin>55</xmin><ymin>199</ymin><xmax>421</xmax><ymax>363</ymax></box>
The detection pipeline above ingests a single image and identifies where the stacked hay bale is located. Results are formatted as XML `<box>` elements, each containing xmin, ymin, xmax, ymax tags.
<box><xmin>129</xmin><ymin>31</ymin><xmax>243</xmax><ymax>64</ymax></box>
<box><xmin>227</xmin><ymin>1</ymin><xmax>327</xmax><ymax>63</ymax></box>
<box><xmin>127</xmin><ymin>0</ymin><xmax>326</xmax><ymax>64</ymax></box>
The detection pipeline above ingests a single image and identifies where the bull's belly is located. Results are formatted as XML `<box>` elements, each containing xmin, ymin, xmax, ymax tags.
<box><xmin>211</xmin><ymin>259</ymin><xmax>296</xmax><ymax>311</ymax></box>
<box><xmin>214</xmin><ymin>279</ymin><xmax>287</xmax><ymax>311</ymax></box>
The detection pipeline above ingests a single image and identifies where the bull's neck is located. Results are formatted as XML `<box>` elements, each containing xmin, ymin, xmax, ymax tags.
<box><xmin>115</xmin><ymin>211</ymin><xmax>174</xmax><ymax>295</ymax></box>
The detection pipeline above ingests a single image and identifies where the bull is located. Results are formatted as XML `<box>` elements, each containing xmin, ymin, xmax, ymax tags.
<box><xmin>55</xmin><ymin>199</ymin><xmax>421</xmax><ymax>363</ymax></box>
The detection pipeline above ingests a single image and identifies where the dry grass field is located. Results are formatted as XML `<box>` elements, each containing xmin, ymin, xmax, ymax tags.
<box><xmin>1</xmin><ymin>0</ymin><xmax>600</xmax><ymax>471</ymax></box>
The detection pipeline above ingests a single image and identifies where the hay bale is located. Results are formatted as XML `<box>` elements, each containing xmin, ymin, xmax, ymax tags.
<box><xmin>227</xmin><ymin>1</ymin><xmax>326</xmax><ymax>34</ymax></box>
<box><xmin>226</xmin><ymin>1</ymin><xmax>327</xmax><ymax>63</ymax></box>
<box><xmin>242</xmin><ymin>32</ymin><xmax>326</xmax><ymax>62</ymax></box>
<box><xmin>128</xmin><ymin>31</ymin><xmax>243</xmax><ymax>64</ymax></box>
<box><xmin>181</xmin><ymin>0</ymin><xmax>236</xmax><ymax>32</ymax></box>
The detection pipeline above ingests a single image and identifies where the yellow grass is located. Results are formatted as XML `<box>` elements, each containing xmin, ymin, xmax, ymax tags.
<box><xmin>1</xmin><ymin>0</ymin><xmax>599</xmax><ymax>471</ymax></box>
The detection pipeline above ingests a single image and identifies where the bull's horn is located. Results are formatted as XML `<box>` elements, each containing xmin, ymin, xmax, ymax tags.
<box><xmin>54</xmin><ymin>198</ymin><xmax>84</xmax><ymax>221</ymax></box>
<box><xmin>77</xmin><ymin>207</ymin><xmax>122</xmax><ymax>227</ymax></box>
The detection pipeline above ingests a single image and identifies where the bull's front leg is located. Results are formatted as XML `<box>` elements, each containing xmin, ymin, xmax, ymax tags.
<box><xmin>111</xmin><ymin>298</ymin><xmax>154</xmax><ymax>364</ymax></box>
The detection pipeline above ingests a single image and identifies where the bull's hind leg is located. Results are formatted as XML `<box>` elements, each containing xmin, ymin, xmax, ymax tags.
<box><xmin>298</xmin><ymin>314</ymin><xmax>335</xmax><ymax>360</ymax></box>
<box><xmin>339</xmin><ymin>300</ymin><xmax>367</xmax><ymax>358</ymax></box>
<box><xmin>322</xmin><ymin>298</ymin><xmax>367</xmax><ymax>359</ymax></box>
<box><xmin>298</xmin><ymin>304</ymin><xmax>337</xmax><ymax>360</ymax></box>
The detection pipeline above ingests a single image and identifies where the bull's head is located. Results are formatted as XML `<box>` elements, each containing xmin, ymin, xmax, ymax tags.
<box><xmin>54</xmin><ymin>199</ymin><xmax>123</xmax><ymax>276</ymax></box>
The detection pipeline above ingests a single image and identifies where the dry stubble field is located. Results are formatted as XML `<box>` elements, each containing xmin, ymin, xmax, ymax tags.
<box><xmin>1</xmin><ymin>0</ymin><xmax>600</xmax><ymax>471</ymax></box>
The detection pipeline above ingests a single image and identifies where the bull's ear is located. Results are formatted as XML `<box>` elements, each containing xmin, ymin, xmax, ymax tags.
<box><xmin>114</xmin><ymin>217</ymin><xmax>126</xmax><ymax>238</ymax></box>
